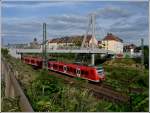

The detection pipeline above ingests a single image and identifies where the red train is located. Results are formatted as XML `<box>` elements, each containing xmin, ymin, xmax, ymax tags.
<box><xmin>22</xmin><ymin>56</ymin><xmax>105</xmax><ymax>82</ymax></box>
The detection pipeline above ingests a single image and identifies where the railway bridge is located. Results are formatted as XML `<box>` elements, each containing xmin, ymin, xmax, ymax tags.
<box><xmin>16</xmin><ymin>48</ymin><xmax>115</xmax><ymax>65</ymax></box>
<box><xmin>16</xmin><ymin>14</ymin><xmax>115</xmax><ymax>66</ymax></box>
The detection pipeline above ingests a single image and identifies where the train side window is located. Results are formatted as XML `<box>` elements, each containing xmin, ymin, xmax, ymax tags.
<box><xmin>70</xmin><ymin>67</ymin><xmax>72</xmax><ymax>71</ymax></box>
<box><xmin>54</xmin><ymin>64</ymin><xmax>57</xmax><ymax>68</ymax></box>
<box><xmin>67</xmin><ymin>67</ymin><xmax>70</xmax><ymax>71</ymax></box>
<box><xmin>85</xmin><ymin>71</ymin><xmax>88</xmax><ymax>75</ymax></box>
<box><xmin>70</xmin><ymin>67</ymin><xmax>73</xmax><ymax>72</ymax></box>
<box><xmin>59</xmin><ymin>65</ymin><xmax>62</xmax><ymax>69</ymax></box>
<box><xmin>81</xmin><ymin>70</ymin><xmax>85</xmax><ymax>75</ymax></box>
<box><xmin>49</xmin><ymin>63</ymin><xmax>52</xmax><ymax>67</ymax></box>
<box><xmin>73</xmin><ymin>69</ymin><xmax>76</xmax><ymax>74</ymax></box>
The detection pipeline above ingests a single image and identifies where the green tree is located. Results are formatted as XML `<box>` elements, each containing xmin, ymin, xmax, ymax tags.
<box><xmin>143</xmin><ymin>46</ymin><xmax>149</xmax><ymax>69</ymax></box>
<box><xmin>1</xmin><ymin>48</ymin><xmax>9</xmax><ymax>57</ymax></box>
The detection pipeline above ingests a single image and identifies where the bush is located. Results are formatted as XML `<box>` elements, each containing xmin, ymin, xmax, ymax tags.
<box><xmin>1</xmin><ymin>97</ymin><xmax>20</xmax><ymax>112</ymax></box>
<box><xmin>1</xmin><ymin>48</ymin><xmax>9</xmax><ymax>58</ymax></box>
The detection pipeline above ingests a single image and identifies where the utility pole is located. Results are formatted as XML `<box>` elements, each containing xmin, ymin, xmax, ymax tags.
<box><xmin>141</xmin><ymin>38</ymin><xmax>144</xmax><ymax>70</ymax></box>
<box><xmin>91</xmin><ymin>14</ymin><xmax>96</xmax><ymax>66</ymax></box>
<box><xmin>107</xmin><ymin>40</ymin><xmax>108</xmax><ymax>57</ymax></box>
<box><xmin>42</xmin><ymin>23</ymin><xmax>47</xmax><ymax>69</ymax></box>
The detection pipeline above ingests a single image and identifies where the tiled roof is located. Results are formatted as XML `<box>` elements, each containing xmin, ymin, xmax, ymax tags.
<box><xmin>98</xmin><ymin>41</ymin><xmax>102</xmax><ymax>44</ymax></box>
<box><xmin>48</xmin><ymin>35</ymin><xmax>92</xmax><ymax>43</ymax></box>
<box><xmin>103</xmin><ymin>33</ymin><xmax>123</xmax><ymax>42</ymax></box>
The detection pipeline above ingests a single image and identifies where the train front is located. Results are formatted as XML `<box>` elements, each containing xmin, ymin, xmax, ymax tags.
<box><xmin>96</xmin><ymin>65</ymin><xmax>105</xmax><ymax>81</ymax></box>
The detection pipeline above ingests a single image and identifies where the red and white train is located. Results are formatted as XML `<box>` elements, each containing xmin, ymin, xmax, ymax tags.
<box><xmin>22</xmin><ymin>56</ymin><xmax>105</xmax><ymax>82</ymax></box>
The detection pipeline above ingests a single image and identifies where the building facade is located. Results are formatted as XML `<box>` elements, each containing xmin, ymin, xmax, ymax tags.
<box><xmin>101</xmin><ymin>33</ymin><xmax>123</xmax><ymax>54</ymax></box>
<box><xmin>47</xmin><ymin>35</ymin><xmax>98</xmax><ymax>49</ymax></box>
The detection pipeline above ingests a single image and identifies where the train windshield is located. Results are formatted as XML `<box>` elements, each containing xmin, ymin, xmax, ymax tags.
<box><xmin>96</xmin><ymin>66</ymin><xmax>104</xmax><ymax>76</ymax></box>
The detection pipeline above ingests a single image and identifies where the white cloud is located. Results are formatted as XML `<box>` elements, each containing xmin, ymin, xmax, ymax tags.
<box><xmin>2</xmin><ymin>1</ymin><xmax>80</xmax><ymax>9</ymax></box>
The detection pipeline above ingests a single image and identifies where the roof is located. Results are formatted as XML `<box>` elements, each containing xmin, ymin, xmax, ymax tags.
<box><xmin>124</xmin><ymin>44</ymin><xmax>137</xmax><ymax>49</ymax></box>
<box><xmin>103</xmin><ymin>33</ymin><xmax>123</xmax><ymax>42</ymax></box>
<box><xmin>98</xmin><ymin>41</ymin><xmax>102</xmax><ymax>44</ymax></box>
<box><xmin>48</xmin><ymin>35</ymin><xmax>92</xmax><ymax>43</ymax></box>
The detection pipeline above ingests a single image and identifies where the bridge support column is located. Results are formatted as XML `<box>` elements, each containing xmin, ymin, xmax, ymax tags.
<box><xmin>91</xmin><ymin>53</ymin><xmax>95</xmax><ymax>66</ymax></box>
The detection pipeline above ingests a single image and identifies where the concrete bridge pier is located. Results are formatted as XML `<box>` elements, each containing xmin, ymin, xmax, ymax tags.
<box><xmin>91</xmin><ymin>53</ymin><xmax>95</xmax><ymax>66</ymax></box>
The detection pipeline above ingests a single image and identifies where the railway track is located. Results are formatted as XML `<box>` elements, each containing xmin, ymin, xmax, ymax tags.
<box><xmin>48</xmin><ymin>70</ymin><xmax>129</xmax><ymax>104</ymax></box>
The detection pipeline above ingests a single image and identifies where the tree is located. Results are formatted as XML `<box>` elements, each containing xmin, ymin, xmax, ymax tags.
<box><xmin>34</xmin><ymin>38</ymin><xmax>37</xmax><ymax>42</ymax></box>
<box><xmin>143</xmin><ymin>46</ymin><xmax>149</xmax><ymax>69</ymax></box>
<box><xmin>1</xmin><ymin>48</ymin><xmax>9</xmax><ymax>57</ymax></box>
<box><xmin>134</xmin><ymin>45</ymin><xmax>149</xmax><ymax>69</ymax></box>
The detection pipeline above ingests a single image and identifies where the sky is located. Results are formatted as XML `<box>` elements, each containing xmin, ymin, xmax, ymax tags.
<box><xmin>2</xmin><ymin>1</ymin><xmax>149</xmax><ymax>46</ymax></box>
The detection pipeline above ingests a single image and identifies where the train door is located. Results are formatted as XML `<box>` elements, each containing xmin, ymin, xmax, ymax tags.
<box><xmin>50</xmin><ymin>63</ymin><xmax>53</xmax><ymax>70</ymax></box>
<box><xmin>76</xmin><ymin>68</ymin><xmax>81</xmax><ymax>77</ymax></box>
<box><xmin>63</xmin><ymin>65</ymin><xmax>67</xmax><ymax>73</ymax></box>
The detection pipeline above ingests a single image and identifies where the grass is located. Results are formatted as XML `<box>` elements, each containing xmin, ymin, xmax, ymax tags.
<box><xmin>1</xmin><ymin>97</ymin><xmax>21</xmax><ymax>112</ymax></box>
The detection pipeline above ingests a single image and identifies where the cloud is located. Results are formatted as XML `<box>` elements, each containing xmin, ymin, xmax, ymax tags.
<box><xmin>49</xmin><ymin>14</ymin><xmax>87</xmax><ymax>24</ymax></box>
<box><xmin>2</xmin><ymin>1</ymin><xmax>80</xmax><ymax>9</ymax></box>
<box><xmin>106</xmin><ymin>15</ymin><xmax>148</xmax><ymax>45</ymax></box>
<box><xmin>2</xmin><ymin>1</ymin><xmax>60</xmax><ymax>8</ymax></box>
<box><xmin>2</xmin><ymin>14</ymin><xmax>88</xmax><ymax>42</ymax></box>
<box><xmin>2</xmin><ymin>1</ymin><xmax>149</xmax><ymax>45</ymax></box>
<box><xmin>109</xmin><ymin>15</ymin><xmax>148</xmax><ymax>32</ymax></box>
<box><xmin>94</xmin><ymin>6</ymin><xmax>133</xmax><ymax>19</ymax></box>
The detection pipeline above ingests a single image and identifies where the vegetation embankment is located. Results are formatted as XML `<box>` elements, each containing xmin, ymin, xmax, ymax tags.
<box><xmin>1</xmin><ymin>48</ymin><xmax>21</xmax><ymax>112</ymax></box>
<box><xmin>103</xmin><ymin>58</ymin><xmax>149</xmax><ymax>112</ymax></box>
<box><xmin>1</xmin><ymin>80</ymin><xmax>21</xmax><ymax>112</ymax></box>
